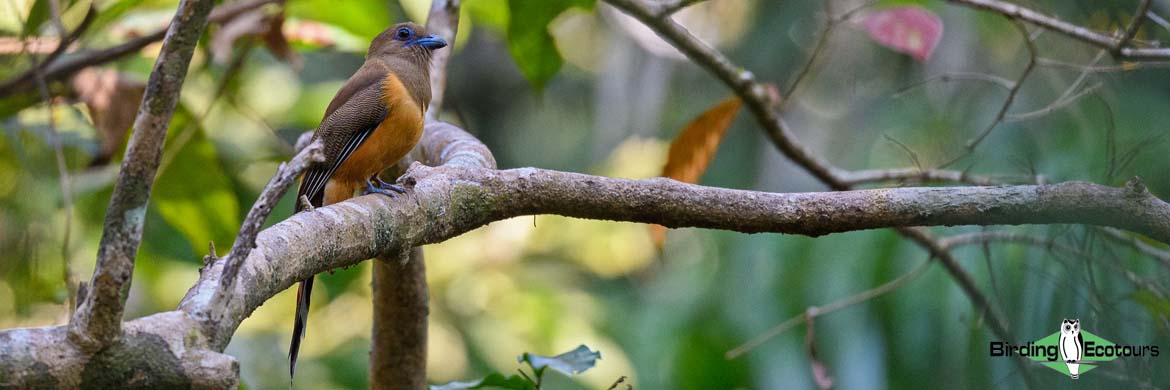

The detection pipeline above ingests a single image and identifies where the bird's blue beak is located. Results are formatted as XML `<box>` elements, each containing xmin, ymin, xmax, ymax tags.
<box><xmin>409</xmin><ymin>35</ymin><xmax>448</xmax><ymax>50</ymax></box>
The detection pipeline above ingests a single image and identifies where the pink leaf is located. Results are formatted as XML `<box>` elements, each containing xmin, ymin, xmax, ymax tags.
<box><xmin>860</xmin><ymin>6</ymin><xmax>943</xmax><ymax>62</ymax></box>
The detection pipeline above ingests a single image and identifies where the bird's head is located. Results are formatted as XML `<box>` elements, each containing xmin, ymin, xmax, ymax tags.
<box><xmin>367</xmin><ymin>22</ymin><xmax>448</xmax><ymax>61</ymax></box>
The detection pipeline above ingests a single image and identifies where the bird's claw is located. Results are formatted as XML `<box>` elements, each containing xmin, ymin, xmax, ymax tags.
<box><xmin>364</xmin><ymin>176</ymin><xmax>406</xmax><ymax>197</ymax></box>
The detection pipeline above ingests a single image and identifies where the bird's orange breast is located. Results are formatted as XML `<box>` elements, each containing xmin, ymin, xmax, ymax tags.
<box><xmin>331</xmin><ymin>72</ymin><xmax>425</xmax><ymax>186</ymax></box>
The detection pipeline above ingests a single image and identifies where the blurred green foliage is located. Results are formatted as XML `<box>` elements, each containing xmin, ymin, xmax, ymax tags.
<box><xmin>2</xmin><ymin>0</ymin><xmax>1170</xmax><ymax>389</ymax></box>
<box><xmin>505</xmin><ymin>0</ymin><xmax>594</xmax><ymax>90</ymax></box>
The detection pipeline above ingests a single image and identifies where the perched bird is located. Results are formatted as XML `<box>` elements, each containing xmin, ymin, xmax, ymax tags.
<box><xmin>288</xmin><ymin>22</ymin><xmax>447</xmax><ymax>377</ymax></box>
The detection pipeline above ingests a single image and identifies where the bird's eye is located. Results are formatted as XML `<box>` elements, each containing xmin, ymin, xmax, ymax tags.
<box><xmin>1065</xmin><ymin>325</ymin><xmax>1070</xmax><ymax>331</ymax></box>
<box><xmin>396</xmin><ymin>28</ymin><xmax>413</xmax><ymax>40</ymax></box>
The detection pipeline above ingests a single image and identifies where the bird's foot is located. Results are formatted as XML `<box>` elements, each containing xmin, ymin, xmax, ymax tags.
<box><xmin>364</xmin><ymin>176</ymin><xmax>406</xmax><ymax>197</ymax></box>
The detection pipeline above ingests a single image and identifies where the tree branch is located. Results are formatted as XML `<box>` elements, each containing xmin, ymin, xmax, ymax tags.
<box><xmin>838</xmin><ymin>167</ymin><xmax>1044</xmax><ymax>187</ymax></box>
<box><xmin>651</xmin><ymin>0</ymin><xmax>708</xmax><ymax>16</ymax></box>
<box><xmin>371</xmin><ymin>0</ymin><xmax>462</xmax><ymax>387</ymax></box>
<box><xmin>0</xmin><ymin>0</ymin><xmax>278</xmax><ymax>100</ymax></box>
<box><xmin>0</xmin><ymin>7</ymin><xmax>95</xmax><ymax>99</ymax></box>
<box><xmin>948</xmin><ymin>0</ymin><xmax>1170</xmax><ymax>59</ymax></box>
<box><xmin>3</xmin><ymin>117</ymin><xmax>1169</xmax><ymax>385</ymax></box>
<box><xmin>220</xmin><ymin>140</ymin><xmax>324</xmax><ymax>291</ymax></box>
<box><xmin>371</xmin><ymin>248</ymin><xmax>428</xmax><ymax>390</ymax></box>
<box><xmin>600</xmin><ymin>0</ymin><xmax>1023</xmax><ymax>364</ymax></box>
<box><xmin>68</xmin><ymin>0</ymin><xmax>215</xmax><ymax>351</ymax></box>
<box><xmin>424</xmin><ymin>0</ymin><xmax>459</xmax><ymax>121</ymax></box>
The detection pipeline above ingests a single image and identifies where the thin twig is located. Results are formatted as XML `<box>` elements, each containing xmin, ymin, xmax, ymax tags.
<box><xmin>157</xmin><ymin>42</ymin><xmax>255</xmax><ymax>176</ymax></box>
<box><xmin>46</xmin><ymin>0</ymin><xmax>67</xmax><ymax>38</ymax></box>
<box><xmin>0</xmin><ymin>0</ymin><xmax>277</xmax><ymax>100</ymax></box>
<box><xmin>0</xmin><ymin>6</ymin><xmax>95</xmax><ymax>97</ymax></box>
<box><xmin>939</xmin><ymin>231</ymin><xmax>1170</xmax><ymax>300</ymax></box>
<box><xmin>1005</xmin><ymin>83</ymin><xmax>1101</xmax><ymax>122</ymax></box>
<box><xmin>604</xmin><ymin>0</ymin><xmax>1022</xmax><ymax>361</ymax></box>
<box><xmin>782</xmin><ymin>0</ymin><xmax>878</xmax><ymax>100</ymax></box>
<box><xmin>727</xmin><ymin>256</ymin><xmax>934</xmax><ymax>359</ymax></box>
<box><xmin>948</xmin><ymin>0</ymin><xmax>1170</xmax><ymax>59</ymax></box>
<box><xmin>781</xmin><ymin>1</ymin><xmax>835</xmax><ymax>100</ymax></box>
<box><xmin>1007</xmin><ymin>49</ymin><xmax>1107</xmax><ymax>123</ymax></box>
<box><xmin>652</xmin><ymin>0</ymin><xmax>707</xmax><ymax>16</ymax></box>
<box><xmin>1119</xmin><ymin>0</ymin><xmax>1153</xmax><ymax>48</ymax></box>
<box><xmin>1147</xmin><ymin>10</ymin><xmax>1170</xmax><ymax>31</ymax></box>
<box><xmin>938</xmin><ymin>20</ymin><xmax>1037</xmax><ymax>169</ymax></box>
<box><xmin>838</xmin><ymin>167</ymin><xmax>1042</xmax><ymax>186</ymax></box>
<box><xmin>424</xmin><ymin>0</ymin><xmax>460</xmax><ymax>121</ymax></box>
<box><xmin>1037</xmin><ymin>57</ymin><xmax>1170</xmax><ymax>72</ymax></box>
<box><xmin>607</xmin><ymin>376</ymin><xmax>628</xmax><ymax>390</ymax></box>
<box><xmin>1097</xmin><ymin>227</ymin><xmax>1170</xmax><ymax>270</ymax></box>
<box><xmin>893</xmin><ymin>72</ymin><xmax>1015</xmax><ymax>98</ymax></box>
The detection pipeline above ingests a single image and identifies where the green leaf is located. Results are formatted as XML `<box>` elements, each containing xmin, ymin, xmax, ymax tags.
<box><xmin>430</xmin><ymin>373</ymin><xmax>535</xmax><ymax>390</ymax></box>
<box><xmin>466</xmin><ymin>0</ymin><xmax>509</xmax><ymax>32</ymax></box>
<box><xmin>286</xmin><ymin>0</ymin><xmax>393</xmax><ymax>43</ymax></box>
<box><xmin>151</xmin><ymin>113</ymin><xmax>241</xmax><ymax>255</ymax></box>
<box><xmin>1132</xmin><ymin>289</ymin><xmax>1170</xmax><ymax>321</ymax></box>
<box><xmin>505</xmin><ymin>0</ymin><xmax>594</xmax><ymax>90</ymax></box>
<box><xmin>22</xmin><ymin>0</ymin><xmax>50</xmax><ymax>39</ymax></box>
<box><xmin>518</xmin><ymin>344</ymin><xmax>601</xmax><ymax>376</ymax></box>
<box><xmin>90</xmin><ymin>0</ymin><xmax>147</xmax><ymax>33</ymax></box>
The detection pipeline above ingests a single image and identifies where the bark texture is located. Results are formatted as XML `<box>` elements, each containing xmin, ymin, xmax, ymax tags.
<box><xmin>3</xmin><ymin>120</ymin><xmax>1170</xmax><ymax>387</ymax></box>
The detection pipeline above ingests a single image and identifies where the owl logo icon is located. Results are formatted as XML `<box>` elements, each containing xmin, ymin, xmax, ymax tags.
<box><xmin>1059</xmin><ymin>319</ymin><xmax>1084</xmax><ymax>379</ymax></box>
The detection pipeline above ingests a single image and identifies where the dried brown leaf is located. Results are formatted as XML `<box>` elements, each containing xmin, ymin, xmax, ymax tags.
<box><xmin>804</xmin><ymin>309</ymin><xmax>833</xmax><ymax>390</ymax></box>
<box><xmin>69</xmin><ymin>68</ymin><xmax>146</xmax><ymax>166</ymax></box>
<box><xmin>651</xmin><ymin>96</ymin><xmax>742</xmax><ymax>248</ymax></box>
<box><xmin>211</xmin><ymin>5</ymin><xmax>301</xmax><ymax>70</ymax></box>
<box><xmin>261</xmin><ymin>12</ymin><xmax>301</xmax><ymax>70</ymax></box>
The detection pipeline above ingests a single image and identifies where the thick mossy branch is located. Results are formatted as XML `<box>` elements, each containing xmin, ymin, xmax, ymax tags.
<box><xmin>2</xmin><ymin>120</ymin><xmax>1168</xmax><ymax>386</ymax></box>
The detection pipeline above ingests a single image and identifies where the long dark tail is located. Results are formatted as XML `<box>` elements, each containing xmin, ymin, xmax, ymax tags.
<box><xmin>289</xmin><ymin>277</ymin><xmax>314</xmax><ymax>377</ymax></box>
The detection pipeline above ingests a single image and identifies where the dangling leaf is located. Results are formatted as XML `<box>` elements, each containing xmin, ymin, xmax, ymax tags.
<box><xmin>211</xmin><ymin>5</ymin><xmax>302</xmax><ymax>70</ymax></box>
<box><xmin>505</xmin><ymin>0</ymin><xmax>594</xmax><ymax>90</ymax></box>
<box><xmin>859</xmin><ymin>6</ymin><xmax>943</xmax><ymax>62</ymax></box>
<box><xmin>651</xmin><ymin>96</ymin><xmax>742</xmax><ymax>248</ymax></box>
<box><xmin>70</xmin><ymin>68</ymin><xmax>146</xmax><ymax>166</ymax></box>
<box><xmin>518</xmin><ymin>344</ymin><xmax>601</xmax><ymax>376</ymax></box>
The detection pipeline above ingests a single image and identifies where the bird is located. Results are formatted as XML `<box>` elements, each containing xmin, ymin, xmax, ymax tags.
<box><xmin>288</xmin><ymin>21</ymin><xmax>447</xmax><ymax>377</ymax></box>
<box><xmin>1059</xmin><ymin>318</ymin><xmax>1083</xmax><ymax>379</ymax></box>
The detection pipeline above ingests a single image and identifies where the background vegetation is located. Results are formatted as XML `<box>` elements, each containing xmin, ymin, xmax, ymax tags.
<box><xmin>2</xmin><ymin>0</ymin><xmax>1168</xmax><ymax>388</ymax></box>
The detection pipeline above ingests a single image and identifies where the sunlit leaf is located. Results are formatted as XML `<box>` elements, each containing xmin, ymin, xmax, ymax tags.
<box><xmin>22</xmin><ymin>0</ymin><xmax>50</xmax><ymax>39</ymax></box>
<box><xmin>467</xmin><ymin>0</ymin><xmax>509</xmax><ymax>32</ymax></box>
<box><xmin>505</xmin><ymin>0</ymin><xmax>594</xmax><ymax>90</ymax></box>
<box><xmin>651</xmin><ymin>96</ymin><xmax>742</xmax><ymax>247</ymax></box>
<box><xmin>859</xmin><ymin>6</ymin><xmax>942</xmax><ymax>62</ymax></box>
<box><xmin>91</xmin><ymin>0</ymin><xmax>146</xmax><ymax>33</ymax></box>
<box><xmin>1132</xmin><ymin>289</ymin><xmax>1170</xmax><ymax>323</ymax></box>
<box><xmin>286</xmin><ymin>0</ymin><xmax>392</xmax><ymax>44</ymax></box>
<box><xmin>518</xmin><ymin>344</ymin><xmax>601</xmax><ymax>376</ymax></box>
